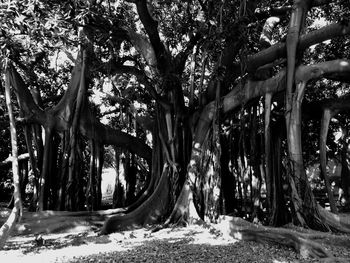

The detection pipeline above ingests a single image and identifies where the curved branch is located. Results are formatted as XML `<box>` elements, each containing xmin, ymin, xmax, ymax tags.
<box><xmin>223</xmin><ymin>59</ymin><xmax>350</xmax><ymax>115</ymax></box>
<box><xmin>135</xmin><ymin>0</ymin><xmax>170</xmax><ymax>72</ymax></box>
<box><xmin>126</xmin><ymin>29</ymin><xmax>157</xmax><ymax>67</ymax></box>
<box><xmin>6</xmin><ymin>64</ymin><xmax>46</xmax><ymax>125</ymax></box>
<box><xmin>79</xmin><ymin>109</ymin><xmax>152</xmax><ymax>165</ymax></box>
<box><xmin>295</xmin><ymin>59</ymin><xmax>350</xmax><ymax>83</ymax></box>
<box><xmin>240</xmin><ymin>23</ymin><xmax>350</xmax><ymax>75</ymax></box>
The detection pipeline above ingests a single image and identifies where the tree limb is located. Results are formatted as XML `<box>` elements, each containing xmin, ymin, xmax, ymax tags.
<box><xmin>6</xmin><ymin>64</ymin><xmax>46</xmax><ymax>125</ymax></box>
<box><xmin>223</xmin><ymin>59</ymin><xmax>350</xmax><ymax>114</ymax></box>
<box><xmin>135</xmin><ymin>0</ymin><xmax>170</xmax><ymax>72</ymax></box>
<box><xmin>79</xmin><ymin>107</ymin><xmax>152</xmax><ymax>165</ymax></box>
<box><xmin>235</xmin><ymin>23</ymin><xmax>350</xmax><ymax>76</ymax></box>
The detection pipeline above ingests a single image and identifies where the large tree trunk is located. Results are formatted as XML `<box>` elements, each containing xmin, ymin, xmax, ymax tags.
<box><xmin>285</xmin><ymin>81</ymin><xmax>327</xmax><ymax>230</ymax></box>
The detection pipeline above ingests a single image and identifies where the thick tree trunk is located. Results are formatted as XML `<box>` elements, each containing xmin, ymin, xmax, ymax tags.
<box><xmin>286</xmin><ymin>82</ymin><xmax>326</xmax><ymax>230</ymax></box>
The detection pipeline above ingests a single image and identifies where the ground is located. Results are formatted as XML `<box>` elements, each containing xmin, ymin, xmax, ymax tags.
<box><xmin>1</xmin><ymin>222</ymin><xmax>350</xmax><ymax>263</ymax></box>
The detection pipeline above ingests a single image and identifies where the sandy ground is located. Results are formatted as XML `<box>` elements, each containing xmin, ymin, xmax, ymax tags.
<box><xmin>2</xmin><ymin>223</ymin><xmax>350</xmax><ymax>263</ymax></box>
<box><xmin>0</xmin><ymin>225</ymin><xmax>308</xmax><ymax>263</ymax></box>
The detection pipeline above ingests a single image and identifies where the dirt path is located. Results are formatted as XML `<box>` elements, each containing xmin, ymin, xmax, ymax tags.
<box><xmin>1</xmin><ymin>224</ymin><xmax>349</xmax><ymax>263</ymax></box>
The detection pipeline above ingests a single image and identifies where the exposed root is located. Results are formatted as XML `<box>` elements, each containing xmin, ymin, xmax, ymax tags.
<box><xmin>100</xmin><ymin>165</ymin><xmax>171</xmax><ymax>234</ymax></box>
<box><xmin>318</xmin><ymin>205</ymin><xmax>350</xmax><ymax>233</ymax></box>
<box><xmin>212</xmin><ymin>216</ymin><xmax>335</xmax><ymax>259</ymax></box>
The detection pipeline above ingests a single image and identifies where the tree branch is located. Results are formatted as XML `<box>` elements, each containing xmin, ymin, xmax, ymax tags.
<box><xmin>79</xmin><ymin>107</ymin><xmax>152</xmax><ymax>165</ymax></box>
<box><xmin>135</xmin><ymin>0</ymin><xmax>170</xmax><ymax>72</ymax></box>
<box><xmin>6</xmin><ymin>64</ymin><xmax>46</xmax><ymax>125</ymax></box>
<box><xmin>126</xmin><ymin>28</ymin><xmax>157</xmax><ymax>67</ymax></box>
<box><xmin>223</xmin><ymin>59</ymin><xmax>350</xmax><ymax>114</ymax></box>
<box><xmin>229</xmin><ymin>23</ymin><xmax>350</xmax><ymax>78</ymax></box>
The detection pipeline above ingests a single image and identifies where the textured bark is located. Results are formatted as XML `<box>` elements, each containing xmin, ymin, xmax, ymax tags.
<box><xmin>285</xmin><ymin>0</ymin><xmax>311</xmax><ymax>127</ymax></box>
<box><xmin>286</xmin><ymin>82</ymin><xmax>309</xmax><ymax>227</ymax></box>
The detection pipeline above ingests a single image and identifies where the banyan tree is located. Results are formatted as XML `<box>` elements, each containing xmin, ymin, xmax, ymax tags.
<box><xmin>1</xmin><ymin>0</ymin><xmax>350</xmax><ymax>258</ymax></box>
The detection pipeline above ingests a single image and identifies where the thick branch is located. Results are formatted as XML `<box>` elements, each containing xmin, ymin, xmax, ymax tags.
<box><xmin>6</xmin><ymin>64</ymin><xmax>46</xmax><ymax>125</ymax></box>
<box><xmin>238</xmin><ymin>23</ymin><xmax>350</xmax><ymax>75</ymax></box>
<box><xmin>0</xmin><ymin>153</ymin><xmax>29</xmax><ymax>167</ymax></box>
<box><xmin>295</xmin><ymin>60</ymin><xmax>350</xmax><ymax>83</ymax></box>
<box><xmin>135</xmin><ymin>0</ymin><xmax>169</xmax><ymax>72</ymax></box>
<box><xmin>223</xmin><ymin>60</ymin><xmax>350</xmax><ymax>114</ymax></box>
<box><xmin>126</xmin><ymin>29</ymin><xmax>157</xmax><ymax>67</ymax></box>
<box><xmin>79</xmin><ymin>109</ymin><xmax>152</xmax><ymax>165</ymax></box>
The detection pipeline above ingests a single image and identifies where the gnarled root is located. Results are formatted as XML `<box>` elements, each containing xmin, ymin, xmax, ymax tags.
<box><xmin>152</xmin><ymin>180</ymin><xmax>201</xmax><ymax>232</ymax></box>
<box><xmin>214</xmin><ymin>216</ymin><xmax>334</xmax><ymax>259</ymax></box>
<box><xmin>318</xmin><ymin>205</ymin><xmax>350</xmax><ymax>233</ymax></box>
<box><xmin>100</xmin><ymin>165</ymin><xmax>171</xmax><ymax>234</ymax></box>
